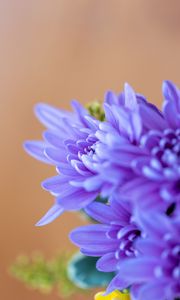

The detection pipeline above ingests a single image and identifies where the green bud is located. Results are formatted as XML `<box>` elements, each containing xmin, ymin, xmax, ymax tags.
<box><xmin>87</xmin><ymin>101</ymin><xmax>105</xmax><ymax>121</ymax></box>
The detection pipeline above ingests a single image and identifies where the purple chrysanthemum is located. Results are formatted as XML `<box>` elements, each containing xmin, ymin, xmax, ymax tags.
<box><xmin>96</xmin><ymin>81</ymin><xmax>180</xmax><ymax>213</ymax></box>
<box><xmin>24</xmin><ymin>101</ymin><xmax>103</xmax><ymax>225</ymax></box>
<box><xmin>70</xmin><ymin>197</ymin><xmax>140</xmax><ymax>290</ymax></box>
<box><xmin>24</xmin><ymin>81</ymin><xmax>180</xmax><ymax>299</ymax></box>
<box><xmin>117</xmin><ymin>212</ymin><xmax>180</xmax><ymax>300</ymax></box>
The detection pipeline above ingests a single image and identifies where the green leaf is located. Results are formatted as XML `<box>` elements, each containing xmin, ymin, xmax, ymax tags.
<box><xmin>67</xmin><ymin>252</ymin><xmax>115</xmax><ymax>289</ymax></box>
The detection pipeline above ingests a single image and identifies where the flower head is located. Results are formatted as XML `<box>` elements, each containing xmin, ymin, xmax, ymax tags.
<box><xmin>24</xmin><ymin>81</ymin><xmax>180</xmax><ymax>299</ymax></box>
<box><xmin>24</xmin><ymin>101</ymin><xmax>102</xmax><ymax>225</ymax></box>
<box><xmin>96</xmin><ymin>81</ymin><xmax>180</xmax><ymax>214</ymax></box>
<box><xmin>70</xmin><ymin>197</ymin><xmax>140</xmax><ymax>292</ymax></box>
<box><xmin>117</xmin><ymin>212</ymin><xmax>180</xmax><ymax>300</ymax></box>
<box><xmin>124</xmin><ymin>81</ymin><xmax>180</xmax><ymax>213</ymax></box>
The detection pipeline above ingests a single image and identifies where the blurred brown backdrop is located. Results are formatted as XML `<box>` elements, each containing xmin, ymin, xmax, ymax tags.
<box><xmin>0</xmin><ymin>0</ymin><xmax>180</xmax><ymax>299</ymax></box>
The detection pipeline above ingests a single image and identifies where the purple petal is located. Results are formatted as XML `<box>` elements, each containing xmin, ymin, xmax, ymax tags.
<box><xmin>117</xmin><ymin>224</ymin><xmax>138</xmax><ymax>239</ymax></box>
<box><xmin>124</xmin><ymin>83</ymin><xmax>138</xmax><ymax>110</ymax></box>
<box><xmin>163</xmin><ymin>80</ymin><xmax>180</xmax><ymax>111</ymax></box>
<box><xmin>130</xmin><ymin>284</ymin><xmax>142</xmax><ymax>300</ymax></box>
<box><xmin>117</xmin><ymin>258</ymin><xmax>158</xmax><ymax>283</ymax></box>
<box><xmin>79</xmin><ymin>242</ymin><xmax>118</xmax><ymax>256</ymax></box>
<box><xmin>23</xmin><ymin>141</ymin><xmax>51</xmax><ymax>164</ymax></box>
<box><xmin>84</xmin><ymin>202</ymin><xmax>119</xmax><ymax>224</ymax></box>
<box><xmin>80</xmin><ymin>248</ymin><xmax>109</xmax><ymax>257</ymax></box>
<box><xmin>105</xmin><ymin>91</ymin><xmax>118</xmax><ymax>105</ymax></box>
<box><xmin>83</xmin><ymin>175</ymin><xmax>103</xmax><ymax>191</ymax></box>
<box><xmin>119</xmin><ymin>178</ymin><xmax>158</xmax><ymax>201</ymax></box>
<box><xmin>163</xmin><ymin>101</ymin><xmax>180</xmax><ymax>129</ymax></box>
<box><xmin>106</xmin><ymin>273</ymin><xmax>130</xmax><ymax>294</ymax></box>
<box><xmin>35</xmin><ymin>103</ymin><xmax>70</xmax><ymax>130</ymax></box>
<box><xmin>142</xmin><ymin>166</ymin><xmax>163</xmax><ymax>181</ymax></box>
<box><xmin>71</xmin><ymin>100</ymin><xmax>89</xmax><ymax>127</ymax></box>
<box><xmin>70</xmin><ymin>160</ymin><xmax>91</xmax><ymax>176</ymax></box>
<box><xmin>141</xmin><ymin>130</ymin><xmax>162</xmax><ymax>150</ymax></box>
<box><xmin>96</xmin><ymin>253</ymin><xmax>118</xmax><ymax>272</ymax></box>
<box><xmin>45</xmin><ymin>147</ymin><xmax>67</xmax><ymax>163</ymax></box>
<box><xmin>104</xmin><ymin>103</ymin><xmax>119</xmax><ymax>129</ymax></box>
<box><xmin>132</xmin><ymin>156</ymin><xmax>152</xmax><ymax>175</ymax></box>
<box><xmin>70</xmin><ymin>224</ymin><xmax>118</xmax><ymax>249</ymax></box>
<box><xmin>110</xmin><ymin>198</ymin><xmax>131</xmax><ymax>225</ymax></box>
<box><xmin>81</xmin><ymin>155</ymin><xmax>97</xmax><ymax>172</ymax></box>
<box><xmin>57</xmin><ymin>189</ymin><xmax>98</xmax><ymax>210</ymax></box>
<box><xmin>139</xmin><ymin>101</ymin><xmax>167</xmax><ymax>131</ymax></box>
<box><xmin>43</xmin><ymin>131</ymin><xmax>66</xmax><ymax>148</ymax></box>
<box><xmin>36</xmin><ymin>204</ymin><xmax>64</xmax><ymax>226</ymax></box>
<box><xmin>130</xmin><ymin>111</ymin><xmax>142</xmax><ymax>142</ymax></box>
<box><xmin>134</xmin><ymin>211</ymin><xmax>167</xmax><ymax>239</ymax></box>
<box><xmin>56</xmin><ymin>163</ymin><xmax>77</xmax><ymax>176</ymax></box>
<box><xmin>41</xmin><ymin>175</ymin><xmax>69</xmax><ymax>194</ymax></box>
<box><xmin>135</xmin><ymin>238</ymin><xmax>163</xmax><ymax>256</ymax></box>
<box><xmin>138</xmin><ymin>280</ymin><xmax>169</xmax><ymax>300</ymax></box>
<box><xmin>84</xmin><ymin>115</ymin><xmax>99</xmax><ymax>131</ymax></box>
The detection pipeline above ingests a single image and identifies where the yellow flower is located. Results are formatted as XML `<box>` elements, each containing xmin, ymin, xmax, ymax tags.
<box><xmin>94</xmin><ymin>290</ymin><xmax>131</xmax><ymax>300</ymax></box>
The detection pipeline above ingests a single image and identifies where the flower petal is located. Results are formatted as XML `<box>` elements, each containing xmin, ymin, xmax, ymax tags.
<box><xmin>163</xmin><ymin>80</ymin><xmax>180</xmax><ymax>112</ymax></box>
<box><xmin>70</xmin><ymin>224</ymin><xmax>117</xmax><ymax>249</ymax></box>
<box><xmin>106</xmin><ymin>273</ymin><xmax>130</xmax><ymax>294</ymax></box>
<box><xmin>117</xmin><ymin>258</ymin><xmax>158</xmax><ymax>283</ymax></box>
<box><xmin>45</xmin><ymin>147</ymin><xmax>67</xmax><ymax>163</ymax></box>
<box><xmin>138</xmin><ymin>280</ymin><xmax>169</xmax><ymax>300</ymax></box>
<box><xmin>96</xmin><ymin>253</ymin><xmax>118</xmax><ymax>272</ymax></box>
<box><xmin>23</xmin><ymin>141</ymin><xmax>51</xmax><ymax>164</ymax></box>
<box><xmin>36</xmin><ymin>204</ymin><xmax>64</xmax><ymax>226</ymax></box>
<box><xmin>84</xmin><ymin>202</ymin><xmax>118</xmax><ymax>224</ymax></box>
<box><xmin>35</xmin><ymin>103</ymin><xmax>70</xmax><ymax>130</ymax></box>
<box><xmin>124</xmin><ymin>83</ymin><xmax>138</xmax><ymax>111</ymax></box>
<box><xmin>57</xmin><ymin>189</ymin><xmax>98</xmax><ymax>210</ymax></box>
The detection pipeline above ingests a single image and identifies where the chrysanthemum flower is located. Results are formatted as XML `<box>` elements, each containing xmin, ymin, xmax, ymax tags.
<box><xmin>96</xmin><ymin>81</ymin><xmax>180</xmax><ymax>213</ymax></box>
<box><xmin>70</xmin><ymin>197</ymin><xmax>140</xmax><ymax>292</ymax></box>
<box><xmin>117</xmin><ymin>212</ymin><xmax>180</xmax><ymax>300</ymax></box>
<box><xmin>93</xmin><ymin>83</ymin><xmax>162</xmax><ymax>199</ymax></box>
<box><xmin>24</xmin><ymin>101</ymin><xmax>103</xmax><ymax>225</ymax></box>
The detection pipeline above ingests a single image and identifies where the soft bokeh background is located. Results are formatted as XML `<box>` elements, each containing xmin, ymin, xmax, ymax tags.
<box><xmin>1</xmin><ymin>0</ymin><xmax>180</xmax><ymax>299</ymax></box>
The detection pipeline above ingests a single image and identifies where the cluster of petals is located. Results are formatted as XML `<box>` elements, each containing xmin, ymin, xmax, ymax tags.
<box><xmin>25</xmin><ymin>81</ymin><xmax>180</xmax><ymax>299</ymax></box>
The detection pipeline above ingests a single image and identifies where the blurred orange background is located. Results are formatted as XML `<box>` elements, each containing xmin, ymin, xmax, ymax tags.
<box><xmin>1</xmin><ymin>1</ymin><xmax>180</xmax><ymax>299</ymax></box>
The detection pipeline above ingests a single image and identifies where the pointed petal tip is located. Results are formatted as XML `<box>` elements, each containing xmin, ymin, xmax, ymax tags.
<box><xmin>35</xmin><ymin>204</ymin><xmax>64</xmax><ymax>226</ymax></box>
<box><xmin>23</xmin><ymin>141</ymin><xmax>29</xmax><ymax>152</ymax></box>
<box><xmin>124</xmin><ymin>82</ymin><xmax>131</xmax><ymax>89</ymax></box>
<box><xmin>23</xmin><ymin>140</ymin><xmax>52</xmax><ymax>164</ymax></box>
<box><xmin>104</xmin><ymin>90</ymin><xmax>114</xmax><ymax>99</ymax></box>
<box><xmin>34</xmin><ymin>103</ymin><xmax>46</xmax><ymax>119</ymax></box>
<box><xmin>162</xmin><ymin>80</ymin><xmax>169</xmax><ymax>91</ymax></box>
<box><xmin>34</xmin><ymin>102</ymin><xmax>48</xmax><ymax>113</ymax></box>
<box><xmin>70</xmin><ymin>99</ymin><xmax>78</xmax><ymax>106</ymax></box>
<box><xmin>69</xmin><ymin>230</ymin><xmax>77</xmax><ymax>245</ymax></box>
<box><xmin>71</xmin><ymin>99</ymin><xmax>83</xmax><ymax>110</ymax></box>
<box><xmin>41</xmin><ymin>178</ymin><xmax>51</xmax><ymax>190</ymax></box>
<box><xmin>23</xmin><ymin>140</ymin><xmax>41</xmax><ymax>156</ymax></box>
<box><xmin>162</xmin><ymin>80</ymin><xmax>177</xmax><ymax>94</ymax></box>
<box><xmin>163</xmin><ymin>79</ymin><xmax>173</xmax><ymax>86</ymax></box>
<box><xmin>124</xmin><ymin>82</ymin><xmax>135</xmax><ymax>93</ymax></box>
<box><xmin>23</xmin><ymin>140</ymin><xmax>33</xmax><ymax>151</ymax></box>
<box><xmin>69</xmin><ymin>227</ymin><xmax>84</xmax><ymax>245</ymax></box>
<box><xmin>35</xmin><ymin>220</ymin><xmax>46</xmax><ymax>227</ymax></box>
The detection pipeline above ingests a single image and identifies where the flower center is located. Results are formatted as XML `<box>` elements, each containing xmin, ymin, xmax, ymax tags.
<box><xmin>152</xmin><ymin>128</ymin><xmax>180</xmax><ymax>168</ymax></box>
<box><xmin>158</xmin><ymin>239</ymin><xmax>180</xmax><ymax>281</ymax></box>
<box><xmin>113</xmin><ymin>227</ymin><xmax>140</xmax><ymax>259</ymax></box>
